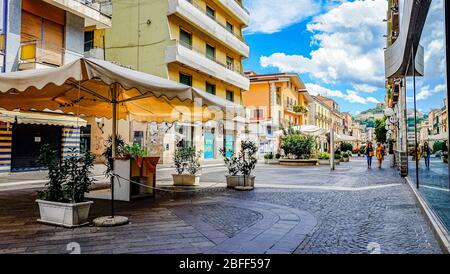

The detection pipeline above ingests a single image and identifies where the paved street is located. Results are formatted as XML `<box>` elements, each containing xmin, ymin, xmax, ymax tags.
<box><xmin>0</xmin><ymin>157</ymin><xmax>442</xmax><ymax>254</ymax></box>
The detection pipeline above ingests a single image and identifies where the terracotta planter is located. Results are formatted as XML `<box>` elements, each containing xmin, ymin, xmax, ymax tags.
<box><xmin>172</xmin><ymin>174</ymin><xmax>200</xmax><ymax>186</ymax></box>
<box><xmin>36</xmin><ymin>200</ymin><xmax>93</xmax><ymax>228</ymax></box>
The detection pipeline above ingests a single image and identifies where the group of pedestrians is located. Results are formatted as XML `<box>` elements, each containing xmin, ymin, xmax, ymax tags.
<box><xmin>365</xmin><ymin>142</ymin><xmax>386</xmax><ymax>169</ymax></box>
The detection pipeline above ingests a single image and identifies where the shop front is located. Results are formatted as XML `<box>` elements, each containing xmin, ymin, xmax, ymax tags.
<box><xmin>0</xmin><ymin>109</ymin><xmax>86</xmax><ymax>174</ymax></box>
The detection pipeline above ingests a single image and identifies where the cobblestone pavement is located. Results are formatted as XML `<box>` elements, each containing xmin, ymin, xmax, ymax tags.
<box><xmin>0</xmin><ymin>157</ymin><xmax>443</xmax><ymax>254</ymax></box>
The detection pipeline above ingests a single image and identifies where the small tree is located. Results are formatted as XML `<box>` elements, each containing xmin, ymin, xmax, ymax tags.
<box><xmin>374</xmin><ymin>117</ymin><xmax>387</xmax><ymax>143</ymax></box>
<box><xmin>220</xmin><ymin>148</ymin><xmax>240</xmax><ymax>176</ymax></box>
<box><xmin>340</xmin><ymin>142</ymin><xmax>353</xmax><ymax>152</ymax></box>
<box><xmin>173</xmin><ymin>146</ymin><xmax>201</xmax><ymax>175</ymax></box>
<box><xmin>238</xmin><ymin>141</ymin><xmax>258</xmax><ymax>176</ymax></box>
<box><xmin>281</xmin><ymin>133</ymin><xmax>315</xmax><ymax>159</ymax></box>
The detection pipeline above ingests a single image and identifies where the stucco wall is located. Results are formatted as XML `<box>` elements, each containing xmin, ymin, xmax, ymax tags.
<box><xmin>64</xmin><ymin>12</ymin><xmax>84</xmax><ymax>64</ymax></box>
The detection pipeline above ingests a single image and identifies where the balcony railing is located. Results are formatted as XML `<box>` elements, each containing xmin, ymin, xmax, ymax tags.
<box><xmin>185</xmin><ymin>0</ymin><xmax>246</xmax><ymax>42</ymax></box>
<box><xmin>178</xmin><ymin>40</ymin><xmax>245</xmax><ymax>76</ymax></box>
<box><xmin>75</xmin><ymin>0</ymin><xmax>112</xmax><ymax>17</ymax></box>
<box><xmin>20</xmin><ymin>40</ymin><xmax>64</xmax><ymax>67</ymax></box>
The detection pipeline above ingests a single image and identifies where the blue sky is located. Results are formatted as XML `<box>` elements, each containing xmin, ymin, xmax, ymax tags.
<box><xmin>242</xmin><ymin>0</ymin><xmax>447</xmax><ymax>115</ymax></box>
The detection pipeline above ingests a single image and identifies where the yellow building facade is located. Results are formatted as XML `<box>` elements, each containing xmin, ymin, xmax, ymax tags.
<box><xmin>104</xmin><ymin>0</ymin><xmax>250</xmax><ymax>162</ymax></box>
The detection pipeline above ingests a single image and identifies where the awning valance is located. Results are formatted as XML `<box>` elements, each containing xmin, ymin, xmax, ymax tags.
<box><xmin>428</xmin><ymin>132</ymin><xmax>448</xmax><ymax>141</ymax></box>
<box><xmin>0</xmin><ymin>109</ymin><xmax>87</xmax><ymax>127</ymax></box>
<box><xmin>0</xmin><ymin>58</ymin><xmax>244</xmax><ymax>123</ymax></box>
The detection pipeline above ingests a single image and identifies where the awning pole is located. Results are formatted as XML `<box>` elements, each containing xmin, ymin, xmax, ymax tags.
<box><xmin>111</xmin><ymin>84</ymin><xmax>117</xmax><ymax>218</ymax></box>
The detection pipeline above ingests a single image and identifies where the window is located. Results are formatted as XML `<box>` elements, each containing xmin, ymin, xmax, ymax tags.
<box><xmin>226</xmin><ymin>90</ymin><xmax>234</xmax><ymax>102</ymax></box>
<box><xmin>206</xmin><ymin>6</ymin><xmax>215</xmax><ymax>19</ymax></box>
<box><xmin>226</xmin><ymin>56</ymin><xmax>234</xmax><ymax>70</ymax></box>
<box><xmin>180</xmin><ymin>28</ymin><xmax>192</xmax><ymax>48</ymax></box>
<box><xmin>206</xmin><ymin>82</ymin><xmax>216</xmax><ymax>95</ymax></box>
<box><xmin>84</xmin><ymin>31</ymin><xmax>94</xmax><ymax>52</ymax></box>
<box><xmin>226</xmin><ymin>22</ymin><xmax>233</xmax><ymax>33</ymax></box>
<box><xmin>206</xmin><ymin>44</ymin><xmax>215</xmax><ymax>60</ymax></box>
<box><xmin>254</xmin><ymin>109</ymin><xmax>264</xmax><ymax>119</ymax></box>
<box><xmin>267</xmin><ymin>126</ymin><xmax>273</xmax><ymax>136</ymax></box>
<box><xmin>179</xmin><ymin>73</ymin><xmax>192</xmax><ymax>86</ymax></box>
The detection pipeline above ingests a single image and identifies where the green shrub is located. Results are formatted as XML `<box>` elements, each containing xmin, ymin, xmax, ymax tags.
<box><xmin>264</xmin><ymin>153</ymin><xmax>274</xmax><ymax>160</ymax></box>
<box><xmin>275</xmin><ymin>153</ymin><xmax>281</xmax><ymax>159</ymax></box>
<box><xmin>334</xmin><ymin>153</ymin><xmax>342</xmax><ymax>160</ymax></box>
<box><xmin>342</xmin><ymin>153</ymin><xmax>349</xmax><ymax>158</ymax></box>
<box><xmin>37</xmin><ymin>145</ymin><xmax>95</xmax><ymax>203</ymax></box>
<box><xmin>318</xmin><ymin>152</ymin><xmax>330</xmax><ymax>160</ymax></box>
<box><xmin>173</xmin><ymin>146</ymin><xmax>201</xmax><ymax>175</ymax></box>
<box><xmin>124</xmin><ymin>143</ymin><xmax>147</xmax><ymax>159</ymax></box>
<box><xmin>340</xmin><ymin>142</ymin><xmax>353</xmax><ymax>152</ymax></box>
<box><xmin>280</xmin><ymin>134</ymin><xmax>315</xmax><ymax>159</ymax></box>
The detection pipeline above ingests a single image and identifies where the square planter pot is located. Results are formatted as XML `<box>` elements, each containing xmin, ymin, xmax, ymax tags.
<box><xmin>36</xmin><ymin>200</ymin><xmax>93</xmax><ymax>228</ymax></box>
<box><xmin>343</xmin><ymin>157</ymin><xmax>349</xmax><ymax>162</ymax></box>
<box><xmin>318</xmin><ymin>159</ymin><xmax>330</xmax><ymax>165</ymax></box>
<box><xmin>172</xmin><ymin>174</ymin><xmax>200</xmax><ymax>186</ymax></box>
<box><xmin>226</xmin><ymin>175</ymin><xmax>255</xmax><ymax>190</ymax></box>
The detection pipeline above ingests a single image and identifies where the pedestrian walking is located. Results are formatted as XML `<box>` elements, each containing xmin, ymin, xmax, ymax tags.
<box><xmin>422</xmin><ymin>142</ymin><xmax>432</xmax><ymax>169</ymax></box>
<box><xmin>365</xmin><ymin>142</ymin><xmax>374</xmax><ymax>168</ymax></box>
<box><xmin>376</xmin><ymin>143</ymin><xmax>385</xmax><ymax>169</ymax></box>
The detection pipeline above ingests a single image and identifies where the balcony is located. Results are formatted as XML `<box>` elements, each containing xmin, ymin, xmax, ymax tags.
<box><xmin>19</xmin><ymin>40</ymin><xmax>64</xmax><ymax>70</ymax></box>
<box><xmin>168</xmin><ymin>0</ymin><xmax>249</xmax><ymax>57</ymax></box>
<box><xmin>216</xmin><ymin>0</ymin><xmax>250</xmax><ymax>26</ymax></box>
<box><xmin>42</xmin><ymin>0</ymin><xmax>112</xmax><ymax>28</ymax></box>
<box><xmin>165</xmin><ymin>41</ymin><xmax>249</xmax><ymax>90</ymax></box>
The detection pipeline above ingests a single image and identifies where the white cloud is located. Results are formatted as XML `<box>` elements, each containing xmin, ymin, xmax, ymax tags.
<box><xmin>352</xmin><ymin>83</ymin><xmax>378</xmax><ymax>93</ymax></box>
<box><xmin>416</xmin><ymin>84</ymin><xmax>446</xmax><ymax>101</ymax></box>
<box><xmin>421</xmin><ymin>0</ymin><xmax>446</xmax><ymax>77</ymax></box>
<box><xmin>244</xmin><ymin>0</ymin><xmax>321</xmax><ymax>34</ymax></box>
<box><xmin>306</xmin><ymin>83</ymin><xmax>380</xmax><ymax>105</ymax></box>
<box><xmin>259</xmin><ymin>0</ymin><xmax>387</xmax><ymax>86</ymax></box>
<box><xmin>305</xmin><ymin>83</ymin><xmax>344</xmax><ymax>98</ymax></box>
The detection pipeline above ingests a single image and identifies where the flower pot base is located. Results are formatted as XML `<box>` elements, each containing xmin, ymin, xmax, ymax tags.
<box><xmin>234</xmin><ymin>186</ymin><xmax>254</xmax><ymax>191</ymax></box>
<box><xmin>93</xmin><ymin>216</ymin><xmax>129</xmax><ymax>227</ymax></box>
<box><xmin>37</xmin><ymin>219</ymin><xmax>90</xmax><ymax>228</ymax></box>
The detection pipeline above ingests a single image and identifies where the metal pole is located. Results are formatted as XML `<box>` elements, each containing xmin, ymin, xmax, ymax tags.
<box><xmin>412</xmin><ymin>46</ymin><xmax>419</xmax><ymax>189</ymax></box>
<box><xmin>1</xmin><ymin>0</ymin><xmax>8</xmax><ymax>73</ymax></box>
<box><xmin>111</xmin><ymin>84</ymin><xmax>117</xmax><ymax>218</ymax></box>
<box><xmin>330</xmin><ymin>121</ymin><xmax>335</xmax><ymax>170</ymax></box>
<box><xmin>444</xmin><ymin>0</ymin><xmax>450</xmax><ymax>194</ymax></box>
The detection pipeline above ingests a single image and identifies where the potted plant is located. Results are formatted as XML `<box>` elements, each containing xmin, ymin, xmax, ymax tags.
<box><xmin>220</xmin><ymin>148</ymin><xmax>240</xmax><ymax>188</ymax></box>
<box><xmin>236</xmin><ymin>141</ymin><xmax>258</xmax><ymax>190</ymax></box>
<box><xmin>334</xmin><ymin>153</ymin><xmax>341</xmax><ymax>165</ymax></box>
<box><xmin>172</xmin><ymin>146</ymin><xmax>201</xmax><ymax>186</ymax></box>
<box><xmin>36</xmin><ymin>145</ymin><xmax>95</xmax><ymax>227</ymax></box>
<box><xmin>318</xmin><ymin>152</ymin><xmax>330</xmax><ymax>165</ymax></box>
<box><xmin>220</xmin><ymin>140</ymin><xmax>258</xmax><ymax>190</ymax></box>
<box><xmin>342</xmin><ymin>153</ymin><xmax>350</xmax><ymax>162</ymax></box>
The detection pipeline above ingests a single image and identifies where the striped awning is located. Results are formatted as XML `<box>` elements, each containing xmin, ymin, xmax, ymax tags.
<box><xmin>0</xmin><ymin>109</ymin><xmax>87</xmax><ymax>127</ymax></box>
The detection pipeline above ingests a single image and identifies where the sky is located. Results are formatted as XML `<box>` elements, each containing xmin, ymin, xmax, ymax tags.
<box><xmin>242</xmin><ymin>0</ymin><xmax>447</xmax><ymax>116</ymax></box>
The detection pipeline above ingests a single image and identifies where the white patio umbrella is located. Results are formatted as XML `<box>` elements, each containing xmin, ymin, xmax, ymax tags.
<box><xmin>0</xmin><ymin>58</ymin><xmax>243</xmax><ymax>225</ymax></box>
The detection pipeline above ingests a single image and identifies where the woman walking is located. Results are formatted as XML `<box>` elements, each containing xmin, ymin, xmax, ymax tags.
<box><xmin>376</xmin><ymin>143</ymin><xmax>385</xmax><ymax>169</ymax></box>
<box><xmin>365</xmin><ymin>142</ymin><xmax>374</xmax><ymax>168</ymax></box>
<box><xmin>422</xmin><ymin>142</ymin><xmax>432</xmax><ymax>169</ymax></box>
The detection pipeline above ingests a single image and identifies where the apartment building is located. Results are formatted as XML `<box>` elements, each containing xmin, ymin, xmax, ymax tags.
<box><xmin>242</xmin><ymin>72</ymin><xmax>311</xmax><ymax>155</ymax></box>
<box><xmin>105</xmin><ymin>0</ymin><xmax>250</xmax><ymax>163</ymax></box>
<box><xmin>0</xmin><ymin>0</ymin><xmax>111</xmax><ymax>173</ymax></box>
<box><xmin>309</xmin><ymin>95</ymin><xmax>332</xmax><ymax>131</ymax></box>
